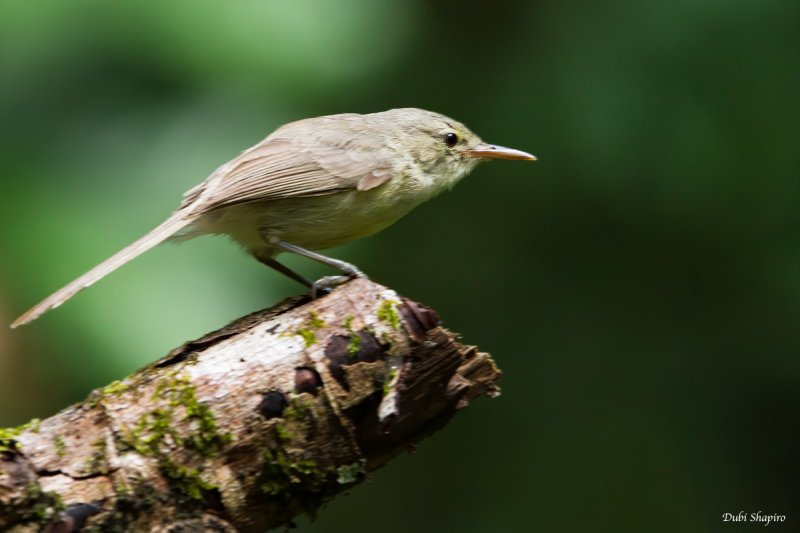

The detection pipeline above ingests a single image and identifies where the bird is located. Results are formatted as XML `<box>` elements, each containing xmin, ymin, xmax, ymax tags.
<box><xmin>11</xmin><ymin>108</ymin><xmax>536</xmax><ymax>328</ymax></box>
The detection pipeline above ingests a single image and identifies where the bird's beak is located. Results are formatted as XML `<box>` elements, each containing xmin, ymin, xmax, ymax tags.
<box><xmin>461</xmin><ymin>143</ymin><xmax>537</xmax><ymax>161</ymax></box>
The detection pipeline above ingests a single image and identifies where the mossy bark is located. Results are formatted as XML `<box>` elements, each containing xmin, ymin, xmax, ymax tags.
<box><xmin>0</xmin><ymin>279</ymin><xmax>501</xmax><ymax>532</ymax></box>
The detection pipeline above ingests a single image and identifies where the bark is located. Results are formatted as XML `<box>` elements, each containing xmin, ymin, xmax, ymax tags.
<box><xmin>0</xmin><ymin>279</ymin><xmax>501</xmax><ymax>532</ymax></box>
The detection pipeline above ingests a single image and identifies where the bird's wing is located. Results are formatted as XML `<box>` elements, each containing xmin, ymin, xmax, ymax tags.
<box><xmin>183</xmin><ymin>118</ymin><xmax>395</xmax><ymax>212</ymax></box>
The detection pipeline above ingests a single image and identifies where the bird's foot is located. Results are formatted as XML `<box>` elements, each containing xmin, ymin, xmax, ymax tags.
<box><xmin>311</xmin><ymin>275</ymin><xmax>360</xmax><ymax>298</ymax></box>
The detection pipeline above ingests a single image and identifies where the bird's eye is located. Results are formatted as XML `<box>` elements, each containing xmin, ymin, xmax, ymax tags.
<box><xmin>443</xmin><ymin>132</ymin><xmax>459</xmax><ymax>147</ymax></box>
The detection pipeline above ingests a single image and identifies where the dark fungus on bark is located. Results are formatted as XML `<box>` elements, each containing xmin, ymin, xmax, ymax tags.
<box><xmin>294</xmin><ymin>367</ymin><xmax>323</xmax><ymax>395</ymax></box>
<box><xmin>399</xmin><ymin>298</ymin><xmax>439</xmax><ymax>344</ymax></box>
<box><xmin>257</xmin><ymin>391</ymin><xmax>289</xmax><ymax>420</ymax></box>
<box><xmin>324</xmin><ymin>330</ymin><xmax>388</xmax><ymax>391</ymax></box>
<box><xmin>45</xmin><ymin>502</ymin><xmax>104</xmax><ymax>533</ymax></box>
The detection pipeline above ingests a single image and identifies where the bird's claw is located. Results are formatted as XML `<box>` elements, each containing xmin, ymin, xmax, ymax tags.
<box><xmin>311</xmin><ymin>275</ymin><xmax>356</xmax><ymax>298</ymax></box>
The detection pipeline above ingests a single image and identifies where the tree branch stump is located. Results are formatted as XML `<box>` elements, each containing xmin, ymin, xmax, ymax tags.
<box><xmin>0</xmin><ymin>279</ymin><xmax>501</xmax><ymax>532</ymax></box>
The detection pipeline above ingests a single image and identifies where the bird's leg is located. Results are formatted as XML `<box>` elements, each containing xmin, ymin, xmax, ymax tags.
<box><xmin>273</xmin><ymin>240</ymin><xmax>369</xmax><ymax>297</ymax></box>
<box><xmin>274</xmin><ymin>241</ymin><xmax>368</xmax><ymax>278</ymax></box>
<box><xmin>258</xmin><ymin>254</ymin><xmax>337</xmax><ymax>297</ymax></box>
<box><xmin>256</xmin><ymin>256</ymin><xmax>313</xmax><ymax>288</ymax></box>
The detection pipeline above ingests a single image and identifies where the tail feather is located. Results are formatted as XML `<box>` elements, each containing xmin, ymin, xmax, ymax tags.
<box><xmin>11</xmin><ymin>212</ymin><xmax>194</xmax><ymax>328</ymax></box>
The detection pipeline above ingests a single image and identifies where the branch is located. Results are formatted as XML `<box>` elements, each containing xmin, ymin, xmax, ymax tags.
<box><xmin>0</xmin><ymin>279</ymin><xmax>501</xmax><ymax>532</ymax></box>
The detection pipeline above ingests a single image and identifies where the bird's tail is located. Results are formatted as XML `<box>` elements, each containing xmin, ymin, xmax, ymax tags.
<box><xmin>11</xmin><ymin>212</ymin><xmax>194</xmax><ymax>328</ymax></box>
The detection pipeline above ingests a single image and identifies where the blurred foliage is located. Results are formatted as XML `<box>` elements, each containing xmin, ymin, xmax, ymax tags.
<box><xmin>2</xmin><ymin>0</ymin><xmax>799</xmax><ymax>531</ymax></box>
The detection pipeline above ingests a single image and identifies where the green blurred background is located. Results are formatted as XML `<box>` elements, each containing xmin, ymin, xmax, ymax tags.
<box><xmin>2</xmin><ymin>0</ymin><xmax>799</xmax><ymax>530</ymax></box>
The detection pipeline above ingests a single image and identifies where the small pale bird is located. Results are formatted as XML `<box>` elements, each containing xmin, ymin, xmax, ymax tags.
<box><xmin>11</xmin><ymin>108</ymin><xmax>535</xmax><ymax>328</ymax></box>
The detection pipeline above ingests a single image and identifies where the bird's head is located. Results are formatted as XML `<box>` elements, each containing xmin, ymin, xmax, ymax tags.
<box><xmin>374</xmin><ymin>108</ymin><xmax>536</xmax><ymax>190</ymax></box>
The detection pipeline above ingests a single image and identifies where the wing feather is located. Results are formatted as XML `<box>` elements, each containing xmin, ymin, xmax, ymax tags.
<box><xmin>183</xmin><ymin>115</ymin><xmax>395</xmax><ymax>212</ymax></box>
